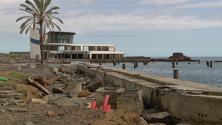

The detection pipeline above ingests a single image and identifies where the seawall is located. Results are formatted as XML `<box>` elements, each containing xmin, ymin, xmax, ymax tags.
<box><xmin>77</xmin><ymin>63</ymin><xmax>222</xmax><ymax>125</ymax></box>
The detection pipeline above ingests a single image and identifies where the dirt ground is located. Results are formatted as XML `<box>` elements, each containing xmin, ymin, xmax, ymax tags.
<box><xmin>0</xmin><ymin>103</ymin><xmax>141</xmax><ymax>125</ymax></box>
<box><xmin>0</xmin><ymin>62</ymin><xmax>142</xmax><ymax>125</ymax></box>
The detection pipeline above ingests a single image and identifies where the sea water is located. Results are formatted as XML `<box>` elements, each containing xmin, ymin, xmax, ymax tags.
<box><xmin>101</xmin><ymin>57</ymin><xmax>222</xmax><ymax>87</ymax></box>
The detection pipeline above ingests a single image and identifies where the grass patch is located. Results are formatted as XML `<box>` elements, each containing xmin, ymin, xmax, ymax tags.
<box><xmin>4</xmin><ymin>54</ymin><xmax>19</xmax><ymax>58</ymax></box>
<box><xmin>0</xmin><ymin>81</ymin><xmax>18</xmax><ymax>91</ymax></box>
<box><xmin>0</xmin><ymin>71</ymin><xmax>26</xmax><ymax>79</ymax></box>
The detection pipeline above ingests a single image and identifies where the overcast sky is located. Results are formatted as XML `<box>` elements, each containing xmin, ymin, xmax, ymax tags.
<box><xmin>1</xmin><ymin>0</ymin><xmax>222</xmax><ymax>57</ymax></box>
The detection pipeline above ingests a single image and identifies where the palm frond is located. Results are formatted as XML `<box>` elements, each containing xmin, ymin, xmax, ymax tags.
<box><xmin>20</xmin><ymin>17</ymin><xmax>33</xmax><ymax>29</ymax></box>
<box><xmin>51</xmin><ymin>16</ymin><xmax>63</xmax><ymax>24</ymax></box>
<box><xmin>51</xmin><ymin>12</ymin><xmax>59</xmax><ymax>14</ymax></box>
<box><xmin>20</xmin><ymin>22</ymin><xmax>32</xmax><ymax>34</ymax></box>
<box><xmin>52</xmin><ymin>22</ymin><xmax>61</xmax><ymax>31</ymax></box>
<box><xmin>25</xmin><ymin>24</ymin><xmax>32</xmax><ymax>34</ymax></box>
<box><xmin>43</xmin><ymin>0</ymin><xmax>51</xmax><ymax>13</ymax></box>
<box><xmin>19</xmin><ymin>8</ymin><xmax>33</xmax><ymax>15</ymax></box>
<box><xmin>33</xmin><ymin>0</ymin><xmax>42</xmax><ymax>13</ymax></box>
<box><xmin>16</xmin><ymin>16</ymin><xmax>32</xmax><ymax>22</ymax></box>
<box><xmin>25</xmin><ymin>0</ymin><xmax>39</xmax><ymax>14</ymax></box>
<box><xmin>45</xmin><ymin>7</ymin><xmax>60</xmax><ymax>15</ymax></box>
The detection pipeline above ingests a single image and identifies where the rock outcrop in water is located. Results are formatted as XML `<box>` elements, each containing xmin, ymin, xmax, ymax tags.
<box><xmin>168</xmin><ymin>52</ymin><xmax>191</xmax><ymax>61</ymax></box>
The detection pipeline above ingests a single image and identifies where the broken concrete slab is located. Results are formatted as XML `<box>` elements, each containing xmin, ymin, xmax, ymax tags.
<box><xmin>86</xmin><ymin>77</ymin><xmax>104</xmax><ymax>92</ymax></box>
<box><xmin>0</xmin><ymin>87</ymin><xmax>15</xmax><ymax>94</ymax></box>
<box><xmin>7</xmin><ymin>108</ymin><xmax>26</xmax><ymax>112</ymax></box>
<box><xmin>64</xmin><ymin>83</ymin><xmax>82</xmax><ymax>93</ymax></box>
<box><xmin>0</xmin><ymin>98</ymin><xmax>26</xmax><ymax>106</ymax></box>
<box><xmin>95</xmin><ymin>87</ymin><xmax>125</xmax><ymax>109</ymax></box>
<box><xmin>117</xmin><ymin>101</ymin><xmax>141</xmax><ymax>114</ymax></box>
<box><xmin>143</xmin><ymin>111</ymin><xmax>170</xmax><ymax>124</ymax></box>
<box><xmin>144</xmin><ymin>111</ymin><xmax>170</xmax><ymax>120</ymax></box>
<box><xmin>31</xmin><ymin>98</ymin><xmax>47</xmax><ymax>104</ymax></box>
<box><xmin>140</xmin><ymin>117</ymin><xmax>148</xmax><ymax>125</ymax></box>
<box><xmin>116</xmin><ymin>89</ymin><xmax>143</xmax><ymax>115</ymax></box>
<box><xmin>0</xmin><ymin>93</ymin><xmax>22</xmax><ymax>100</ymax></box>
<box><xmin>176</xmin><ymin>123</ymin><xmax>191</xmax><ymax>125</ymax></box>
<box><xmin>148</xmin><ymin>123</ymin><xmax>166</xmax><ymax>125</ymax></box>
<box><xmin>52</xmin><ymin>87</ymin><xmax>63</xmax><ymax>94</ymax></box>
<box><xmin>47</xmin><ymin>94</ymin><xmax>86</xmax><ymax>107</ymax></box>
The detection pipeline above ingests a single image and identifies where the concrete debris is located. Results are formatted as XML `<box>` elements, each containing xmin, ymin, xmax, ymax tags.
<box><xmin>7</xmin><ymin>108</ymin><xmax>26</xmax><ymax>112</ymax></box>
<box><xmin>148</xmin><ymin>123</ymin><xmax>166</xmax><ymax>125</ymax></box>
<box><xmin>0</xmin><ymin>93</ymin><xmax>22</xmax><ymax>100</ymax></box>
<box><xmin>47</xmin><ymin>94</ymin><xmax>87</xmax><ymax>107</ymax></box>
<box><xmin>31</xmin><ymin>98</ymin><xmax>47</xmax><ymax>104</ymax></box>
<box><xmin>24</xmin><ymin>121</ymin><xmax>34</xmax><ymax>125</ymax></box>
<box><xmin>140</xmin><ymin>117</ymin><xmax>148</xmax><ymax>125</ymax></box>
<box><xmin>0</xmin><ymin>87</ymin><xmax>15</xmax><ymax>94</ymax></box>
<box><xmin>95</xmin><ymin>87</ymin><xmax>125</xmax><ymax>109</ymax></box>
<box><xmin>143</xmin><ymin>111</ymin><xmax>170</xmax><ymax>124</ymax></box>
<box><xmin>0</xmin><ymin>98</ymin><xmax>26</xmax><ymax>106</ymax></box>
<box><xmin>64</xmin><ymin>83</ymin><xmax>82</xmax><ymax>93</ymax></box>
<box><xmin>52</xmin><ymin>87</ymin><xmax>63</xmax><ymax>94</ymax></box>
<box><xmin>86</xmin><ymin>77</ymin><xmax>104</xmax><ymax>92</ymax></box>
<box><xmin>144</xmin><ymin>111</ymin><xmax>170</xmax><ymax>120</ymax></box>
<box><xmin>176</xmin><ymin>123</ymin><xmax>191</xmax><ymax>125</ymax></box>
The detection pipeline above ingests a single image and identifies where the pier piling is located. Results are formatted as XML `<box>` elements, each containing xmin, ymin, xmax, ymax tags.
<box><xmin>174</xmin><ymin>70</ymin><xmax>179</xmax><ymax>79</ymax></box>
<box><xmin>210</xmin><ymin>61</ymin><xmax>213</xmax><ymax>68</ymax></box>
<box><xmin>122</xmin><ymin>64</ymin><xmax>125</xmax><ymax>69</ymax></box>
<box><xmin>172</xmin><ymin>61</ymin><xmax>175</xmax><ymax>68</ymax></box>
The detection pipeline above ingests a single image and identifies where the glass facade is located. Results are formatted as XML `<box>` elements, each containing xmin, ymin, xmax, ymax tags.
<box><xmin>49</xmin><ymin>32</ymin><xmax>74</xmax><ymax>44</ymax></box>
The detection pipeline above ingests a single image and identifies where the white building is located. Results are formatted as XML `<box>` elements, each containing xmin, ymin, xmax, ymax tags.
<box><xmin>30</xmin><ymin>23</ymin><xmax>124</xmax><ymax>60</ymax></box>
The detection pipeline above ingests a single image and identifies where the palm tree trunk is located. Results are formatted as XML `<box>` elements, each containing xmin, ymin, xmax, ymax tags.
<box><xmin>40</xmin><ymin>20</ymin><xmax>44</xmax><ymax>65</ymax></box>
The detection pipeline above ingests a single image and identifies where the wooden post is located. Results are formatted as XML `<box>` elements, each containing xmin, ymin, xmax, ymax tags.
<box><xmin>210</xmin><ymin>61</ymin><xmax>213</xmax><ymax>68</ymax></box>
<box><xmin>113</xmin><ymin>60</ymin><xmax>116</xmax><ymax>66</ymax></box>
<box><xmin>172</xmin><ymin>61</ymin><xmax>175</xmax><ymax>68</ymax></box>
<box><xmin>134</xmin><ymin>61</ymin><xmax>136</xmax><ymax>69</ymax></box>
<box><xmin>198</xmin><ymin>60</ymin><xmax>200</xmax><ymax>64</ymax></box>
<box><xmin>122</xmin><ymin>64</ymin><xmax>125</xmax><ymax>69</ymax></box>
<box><xmin>206</xmin><ymin>60</ymin><xmax>209</xmax><ymax>67</ymax></box>
<box><xmin>176</xmin><ymin>60</ymin><xmax>178</xmax><ymax>65</ymax></box>
<box><xmin>174</xmin><ymin>70</ymin><xmax>179</xmax><ymax>79</ymax></box>
<box><xmin>136</xmin><ymin>60</ymin><xmax>138</xmax><ymax>67</ymax></box>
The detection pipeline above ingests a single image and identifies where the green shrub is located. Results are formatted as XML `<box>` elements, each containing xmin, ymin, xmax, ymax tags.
<box><xmin>0</xmin><ymin>71</ymin><xmax>26</xmax><ymax>79</ymax></box>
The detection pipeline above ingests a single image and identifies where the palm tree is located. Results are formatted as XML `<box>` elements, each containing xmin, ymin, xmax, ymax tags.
<box><xmin>16</xmin><ymin>0</ymin><xmax>63</xmax><ymax>64</ymax></box>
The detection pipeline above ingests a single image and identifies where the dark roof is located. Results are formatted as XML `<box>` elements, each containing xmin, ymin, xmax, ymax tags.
<box><xmin>46</xmin><ymin>31</ymin><xmax>76</xmax><ymax>35</ymax></box>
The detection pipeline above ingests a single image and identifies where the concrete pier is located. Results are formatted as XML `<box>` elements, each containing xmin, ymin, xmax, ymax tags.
<box><xmin>77</xmin><ymin>63</ymin><xmax>222</xmax><ymax>125</ymax></box>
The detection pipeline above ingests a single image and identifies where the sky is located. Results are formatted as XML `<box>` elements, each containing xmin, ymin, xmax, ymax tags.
<box><xmin>1</xmin><ymin>0</ymin><xmax>222</xmax><ymax>57</ymax></box>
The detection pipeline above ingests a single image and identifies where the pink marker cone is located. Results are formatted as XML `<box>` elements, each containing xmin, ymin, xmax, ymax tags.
<box><xmin>102</xmin><ymin>95</ymin><xmax>110</xmax><ymax>110</ymax></box>
<box><xmin>91</xmin><ymin>101</ymin><xmax>97</xmax><ymax>109</ymax></box>
<box><xmin>106</xmin><ymin>105</ymin><xmax>111</xmax><ymax>111</ymax></box>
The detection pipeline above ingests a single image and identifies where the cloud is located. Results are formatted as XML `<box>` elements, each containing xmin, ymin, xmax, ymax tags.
<box><xmin>140</xmin><ymin>0</ymin><xmax>190</xmax><ymax>4</ymax></box>
<box><xmin>59</xmin><ymin>10</ymin><xmax>222</xmax><ymax>34</ymax></box>
<box><xmin>176</xmin><ymin>1</ymin><xmax>222</xmax><ymax>8</ymax></box>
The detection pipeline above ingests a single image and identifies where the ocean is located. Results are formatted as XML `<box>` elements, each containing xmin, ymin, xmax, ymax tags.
<box><xmin>101</xmin><ymin>57</ymin><xmax>222</xmax><ymax>87</ymax></box>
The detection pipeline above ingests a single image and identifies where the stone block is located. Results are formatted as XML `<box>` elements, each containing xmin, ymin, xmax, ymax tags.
<box><xmin>116</xmin><ymin>89</ymin><xmax>143</xmax><ymax>115</ymax></box>
<box><xmin>117</xmin><ymin>101</ymin><xmax>141</xmax><ymax>114</ymax></box>
<box><xmin>86</xmin><ymin>77</ymin><xmax>104</xmax><ymax>92</ymax></box>
<box><xmin>95</xmin><ymin>87</ymin><xmax>125</xmax><ymax>109</ymax></box>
